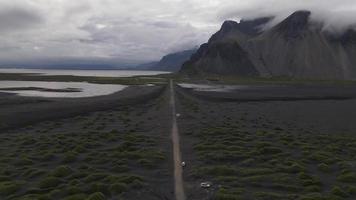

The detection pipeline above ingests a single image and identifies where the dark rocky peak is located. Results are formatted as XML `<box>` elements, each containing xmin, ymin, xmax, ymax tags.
<box><xmin>327</xmin><ymin>28</ymin><xmax>356</xmax><ymax>46</ymax></box>
<box><xmin>186</xmin><ymin>43</ymin><xmax>209</xmax><ymax>64</ymax></box>
<box><xmin>209</xmin><ymin>20</ymin><xmax>239</xmax><ymax>43</ymax></box>
<box><xmin>208</xmin><ymin>17</ymin><xmax>272</xmax><ymax>43</ymax></box>
<box><xmin>275</xmin><ymin>10</ymin><xmax>312</xmax><ymax>39</ymax></box>
<box><xmin>338</xmin><ymin>28</ymin><xmax>356</xmax><ymax>45</ymax></box>
<box><xmin>221</xmin><ymin>20</ymin><xmax>239</xmax><ymax>31</ymax></box>
<box><xmin>238</xmin><ymin>17</ymin><xmax>273</xmax><ymax>36</ymax></box>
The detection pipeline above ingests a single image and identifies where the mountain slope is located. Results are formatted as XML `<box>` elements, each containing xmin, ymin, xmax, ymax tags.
<box><xmin>181</xmin><ymin>10</ymin><xmax>356</xmax><ymax>80</ymax></box>
<box><xmin>180</xmin><ymin>18</ymin><xmax>272</xmax><ymax>76</ymax></box>
<box><xmin>247</xmin><ymin>10</ymin><xmax>356</xmax><ymax>79</ymax></box>
<box><xmin>181</xmin><ymin>17</ymin><xmax>272</xmax><ymax>76</ymax></box>
<box><xmin>139</xmin><ymin>49</ymin><xmax>196</xmax><ymax>72</ymax></box>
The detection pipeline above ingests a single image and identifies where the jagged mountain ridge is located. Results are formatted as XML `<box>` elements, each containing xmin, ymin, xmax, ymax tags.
<box><xmin>181</xmin><ymin>10</ymin><xmax>356</xmax><ymax>80</ymax></box>
<box><xmin>180</xmin><ymin>17</ymin><xmax>272</xmax><ymax>76</ymax></box>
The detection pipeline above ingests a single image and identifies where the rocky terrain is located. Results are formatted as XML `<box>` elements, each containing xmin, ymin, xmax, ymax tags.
<box><xmin>181</xmin><ymin>10</ymin><xmax>356</xmax><ymax>80</ymax></box>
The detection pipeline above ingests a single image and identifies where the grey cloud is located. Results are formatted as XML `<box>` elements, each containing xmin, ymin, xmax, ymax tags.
<box><xmin>0</xmin><ymin>7</ymin><xmax>44</xmax><ymax>32</ymax></box>
<box><xmin>150</xmin><ymin>21</ymin><xmax>180</xmax><ymax>29</ymax></box>
<box><xmin>1</xmin><ymin>0</ymin><xmax>356</xmax><ymax>66</ymax></box>
<box><xmin>218</xmin><ymin>0</ymin><xmax>356</xmax><ymax>32</ymax></box>
<box><xmin>64</xmin><ymin>2</ymin><xmax>92</xmax><ymax>18</ymax></box>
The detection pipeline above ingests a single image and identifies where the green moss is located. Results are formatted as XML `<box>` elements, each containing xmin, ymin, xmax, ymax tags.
<box><xmin>109</xmin><ymin>183</ymin><xmax>128</xmax><ymax>194</ymax></box>
<box><xmin>0</xmin><ymin>181</ymin><xmax>23</xmax><ymax>195</ymax></box>
<box><xmin>138</xmin><ymin>159</ymin><xmax>155</xmax><ymax>168</ymax></box>
<box><xmin>299</xmin><ymin>193</ymin><xmax>324</xmax><ymax>200</ymax></box>
<box><xmin>253</xmin><ymin>192</ymin><xmax>285</xmax><ymax>200</ymax></box>
<box><xmin>240</xmin><ymin>158</ymin><xmax>255</xmax><ymax>166</ymax></box>
<box><xmin>41</xmin><ymin>153</ymin><xmax>56</xmax><ymax>161</ymax></box>
<box><xmin>87</xmin><ymin>192</ymin><xmax>106</xmax><ymax>200</ymax></box>
<box><xmin>308</xmin><ymin>151</ymin><xmax>334</xmax><ymax>164</ymax></box>
<box><xmin>63</xmin><ymin>193</ymin><xmax>87</xmax><ymax>200</ymax></box>
<box><xmin>337</xmin><ymin>161</ymin><xmax>352</xmax><ymax>170</ymax></box>
<box><xmin>0</xmin><ymin>176</ymin><xmax>10</xmax><ymax>182</ymax></box>
<box><xmin>52</xmin><ymin>165</ymin><xmax>73</xmax><ymax>177</ymax></box>
<box><xmin>84</xmin><ymin>173</ymin><xmax>108</xmax><ymax>182</ymax></box>
<box><xmin>258</xmin><ymin>147</ymin><xmax>283</xmax><ymax>155</ymax></box>
<box><xmin>38</xmin><ymin>177</ymin><xmax>62</xmax><ymax>189</ymax></box>
<box><xmin>117</xmin><ymin>175</ymin><xmax>143</xmax><ymax>184</ymax></box>
<box><xmin>298</xmin><ymin>173</ymin><xmax>322</xmax><ymax>187</ymax></box>
<box><xmin>49</xmin><ymin>189</ymin><xmax>62</xmax><ymax>199</ymax></box>
<box><xmin>17</xmin><ymin>194</ymin><xmax>50</xmax><ymax>200</ymax></box>
<box><xmin>73</xmin><ymin>145</ymin><xmax>86</xmax><ymax>153</ymax></box>
<box><xmin>345</xmin><ymin>185</ymin><xmax>356</xmax><ymax>195</ymax></box>
<box><xmin>66</xmin><ymin>185</ymin><xmax>82</xmax><ymax>195</ymax></box>
<box><xmin>195</xmin><ymin>166</ymin><xmax>238</xmax><ymax>177</ymax></box>
<box><xmin>89</xmin><ymin>183</ymin><xmax>109</xmax><ymax>194</ymax></box>
<box><xmin>337</xmin><ymin>172</ymin><xmax>356</xmax><ymax>183</ymax></box>
<box><xmin>317</xmin><ymin>163</ymin><xmax>331</xmax><ymax>173</ymax></box>
<box><xmin>239</xmin><ymin>168</ymin><xmax>275</xmax><ymax>177</ymax></box>
<box><xmin>215</xmin><ymin>193</ymin><xmax>242</xmax><ymax>200</ymax></box>
<box><xmin>69</xmin><ymin>172</ymin><xmax>90</xmax><ymax>180</ymax></box>
<box><xmin>14</xmin><ymin>157</ymin><xmax>33</xmax><ymax>166</ymax></box>
<box><xmin>69</xmin><ymin>179</ymin><xmax>81</xmax><ymax>186</ymax></box>
<box><xmin>216</xmin><ymin>176</ymin><xmax>239</xmax><ymax>183</ymax></box>
<box><xmin>111</xmin><ymin>165</ymin><xmax>129</xmax><ymax>173</ymax></box>
<box><xmin>280</xmin><ymin>162</ymin><xmax>305</xmax><ymax>173</ymax></box>
<box><xmin>21</xmin><ymin>138</ymin><xmax>37</xmax><ymax>145</ymax></box>
<box><xmin>62</xmin><ymin>152</ymin><xmax>77</xmax><ymax>163</ymax></box>
<box><xmin>23</xmin><ymin>168</ymin><xmax>46</xmax><ymax>178</ymax></box>
<box><xmin>214</xmin><ymin>187</ymin><xmax>245</xmax><ymax>200</ymax></box>
<box><xmin>129</xmin><ymin>179</ymin><xmax>144</xmax><ymax>189</ymax></box>
<box><xmin>304</xmin><ymin>185</ymin><xmax>322</xmax><ymax>193</ymax></box>
<box><xmin>331</xmin><ymin>186</ymin><xmax>349</xmax><ymax>198</ymax></box>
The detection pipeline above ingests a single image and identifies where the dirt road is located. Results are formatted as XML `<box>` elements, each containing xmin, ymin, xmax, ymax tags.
<box><xmin>170</xmin><ymin>80</ymin><xmax>186</xmax><ymax>200</ymax></box>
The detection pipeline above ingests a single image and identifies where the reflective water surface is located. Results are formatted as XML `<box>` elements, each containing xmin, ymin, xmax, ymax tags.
<box><xmin>0</xmin><ymin>81</ymin><xmax>127</xmax><ymax>98</ymax></box>
<box><xmin>178</xmin><ymin>83</ymin><xmax>250</xmax><ymax>92</ymax></box>
<box><xmin>0</xmin><ymin>68</ymin><xmax>170</xmax><ymax>77</ymax></box>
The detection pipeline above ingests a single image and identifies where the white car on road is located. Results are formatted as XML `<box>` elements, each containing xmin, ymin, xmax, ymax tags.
<box><xmin>200</xmin><ymin>182</ymin><xmax>212</xmax><ymax>188</ymax></box>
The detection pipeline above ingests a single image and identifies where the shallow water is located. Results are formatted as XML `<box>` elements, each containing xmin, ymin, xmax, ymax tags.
<box><xmin>0</xmin><ymin>68</ymin><xmax>170</xmax><ymax>77</ymax></box>
<box><xmin>0</xmin><ymin>81</ymin><xmax>127</xmax><ymax>98</ymax></box>
<box><xmin>178</xmin><ymin>83</ymin><xmax>250</xmax><ymax>92</ymax></box>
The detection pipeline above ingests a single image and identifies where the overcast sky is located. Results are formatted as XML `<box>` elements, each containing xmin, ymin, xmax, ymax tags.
<box><xmin>1</xmin><ymin>0</ymin><xmax>356</xmax><ymax>65</ymax></box>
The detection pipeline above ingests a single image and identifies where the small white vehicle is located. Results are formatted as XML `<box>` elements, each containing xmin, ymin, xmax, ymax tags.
<box><xmin>176</xmin><ymin>113</ymin><xmax>181</xmax><ymax>117</ymax></box>
<box><xmin>200</xmin><ymin>182</ymin><xmax>212</xmax><ymax>188</ymax></box>
<box><xmin>181</xmin><ymin>161</ymin><xmax>186</xmax><ymax>167</ymax></box>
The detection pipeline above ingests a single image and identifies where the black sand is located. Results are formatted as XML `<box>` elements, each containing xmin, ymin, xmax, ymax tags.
<box><xmin>176</xmin><ymin>84</ymin><xmax>356</xmax><ymax>200</ymax></box>
<box><xmin>0</xmin><ymin>85</ymin><xmax>174</xmax><ymax>200</ymax></box>
<box><xmin>1</xmin><ymin>81</ymin><xmax>356</xmax><ymax>199</ymax></box>
<box><xmin>0</xmin><ymin>86</ymin><xmax>165</xmax><ymax>130</ymax></box>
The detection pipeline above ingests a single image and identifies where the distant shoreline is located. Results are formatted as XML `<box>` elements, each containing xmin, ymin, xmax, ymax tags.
<box><xmin>0</xmin><ymin>87</ymin><xmax>82</xmax><ymax>93</ymax></box>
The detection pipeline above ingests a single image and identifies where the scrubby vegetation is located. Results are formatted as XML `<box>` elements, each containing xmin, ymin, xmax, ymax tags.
<box><xmin>178</xmin><ymin>90</ymin><xmax>356</xmax><ymax>200</ymax></box>
<box><xmin>191</xmin><ymin>125</ymin><xmax>356</xmax><ymax>199</ymax></box>
<box><xmin>0</xmin><ymin>104</ymin><xmax>167</xmax><ymax>199</ymax></box>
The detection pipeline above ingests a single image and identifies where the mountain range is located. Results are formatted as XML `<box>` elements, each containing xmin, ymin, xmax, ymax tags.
<box><xmin>181</xmin><ymin>10</ymin><xmax>356</xmax><ymax>80</ymax></box>
<box><xmin>137</xmin><ymin>49</ymin><xmax>196</xmax><ymax>72</ymax></box>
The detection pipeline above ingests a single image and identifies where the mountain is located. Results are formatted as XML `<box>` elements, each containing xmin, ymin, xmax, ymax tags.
<box><xmin>138</xmin><ymin>49</ymin><xmax>196</xmax><ymax>72</ymax></box>
<box><xmin>181</xmin><ymin>17</ymin><xmax>272</xmax><ymax>76</ymax></box>
<box><xmin>181</xmin><ymin>10</ymin><xmax>356</xmax><ymax>80</ymax></box>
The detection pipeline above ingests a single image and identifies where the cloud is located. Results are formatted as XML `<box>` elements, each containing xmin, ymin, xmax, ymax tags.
<box><xmin>0</xmin><ymin>7</ymin><xmax>43</xmax><ymax>32</ymax></box>
<box><xmin>218</xmin><ymin>0</ymin><xmax>356</xmax><ymax>32</ymax></box>
<box><xmin>0</xmin><ymin>0</ymin><xmax>356</xmax><ymax>66</ymax></box>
